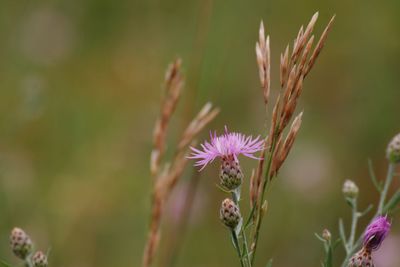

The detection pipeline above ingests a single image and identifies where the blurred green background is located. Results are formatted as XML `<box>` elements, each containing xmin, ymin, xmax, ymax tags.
<box><xmin>0</xmin><ymin>0</ymin><xmax>399</xmax><ymax>266</ymax></box>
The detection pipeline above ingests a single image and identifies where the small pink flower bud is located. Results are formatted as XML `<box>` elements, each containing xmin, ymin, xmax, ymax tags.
<box><xmin>9</xmin><ymin>227</ymin><xmax>33</xmax><ymax>260</ymax></box>
<box><xmin>322</xmin><ymin>229</ymin><xmax>331</xmax><ymax>242</ymax></box>
<box><xmin>387</xmin><ymin>133</ymin><xmax>400</xmax><ymax>163</ymax></box>
<box><xmin>342</xmin><ymin>180</ymin><xmax>359</xmax><ymax>199</ymax></box>
<box><xmin>219</xmin><ymin>198</ymin><xmax>241</xmax><ymax>229</ymax></box>
<box><xmin>32</xmin><ymin>251</ymin><xmax>48</xmax><ymax>267</ymax></box>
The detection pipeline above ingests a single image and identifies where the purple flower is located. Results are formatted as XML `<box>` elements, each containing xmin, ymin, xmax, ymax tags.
<box><xmin>363</xmin><ymin>216</ymin><xmax>391</xmax><ymax>251</ymax></box>
<box><xmin>189</xmin><ymin>126</ymin><xmax>264</xmax><ymax>170</ymax></box>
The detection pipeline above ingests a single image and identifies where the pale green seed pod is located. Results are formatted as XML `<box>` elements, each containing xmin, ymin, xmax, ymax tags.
<box><xmin>32</xmin><ymin>251</ymin><xmax>48</xmax><ymax>267</ymax></box>
<box><xmin>219</xmin><ymin>198</ymin><xmax>241</xmax><ymax>229</ymax></box>
<box><xmin>387</xmin><ymin>133</ymin><xmax>400</xmax><ymax>163</ymax></box>
<box><xmin>348</xmin><ymin>247</ymin><xmax>374</xmax><ymax>267</ymax></box>
<box><xmin>9</xmin><ymin>228</ymin><xmax>33</xmax><ymax>260</ymax></box>
<box><xmin>343</xmin><ymin>180</ymin><xmax>359</xmax><ymax>199</ymax></box>
<box><xmin>220</xmin><ymin>155</ymin><xmax>243</xmax><ymax>190</ymax></box>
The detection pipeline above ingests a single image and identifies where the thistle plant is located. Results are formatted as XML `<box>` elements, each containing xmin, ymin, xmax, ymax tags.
<box><xmin>189</xmin><ymin>12</ymin><xmax>335</xmax><ymax>267</ymax></box>
<box><xmin>6</xmin><ymin>227</ymin><xmax>49</xmax><ymax>267</ymax></box>
<box><xmin>317</xmin><ymin>132</ymin><xmax>400</xmax><ymax>267</ymax></box>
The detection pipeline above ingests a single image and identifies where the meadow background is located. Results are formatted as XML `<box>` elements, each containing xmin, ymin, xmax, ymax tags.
<box><xmin>0</xmin><ymin>0</ymin><xmax>400</xmax><ymax>266</ymax></box>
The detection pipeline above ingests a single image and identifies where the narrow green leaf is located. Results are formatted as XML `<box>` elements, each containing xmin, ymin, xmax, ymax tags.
<box><xmin>383</xmin><ymin>190</ymin><xmax>400</xmax><ymax>213</ymax></box>
<box><xmin>338</xmin><ymin>218</ymin><xmax>348</xmax><ymax>253</ymax></box>
<box><xmin>368</xmin><ymin>159</ymin><xmax>382</xmax><ymax>192</ymax></box>
<box><xmin>216</xmin><ymin>184</ymin><xmax>231</xmax><ymax>193</ymax></box>
<box><xmin>314</xmin><ymin>233</ymin><xmax>326</xmax><ymax>243</ymax></box>
<box><xmin>345</xmin><ymin>197</ymin><xmax>355</xmax><ymax>208</ymax></box>
<box><xmin>244</xmin><ymin>204</ymin><xmax>257</xmax><ymax>229</ymax></box>
<box><xmin>359</xmin><ymin>204</ymin><xmax>373</xmax><ymax>217</ymax></box>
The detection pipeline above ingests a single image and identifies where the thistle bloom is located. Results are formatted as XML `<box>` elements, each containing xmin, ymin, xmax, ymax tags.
<box><xmin>363</xmin><ymin>216</ymin><xmax>391</xmax><ymax>251</ymax></box>
<box><xmin>349</xmin><ymin>216</ymin><xmax>391</xmax><ymax>267</ymax></box>
<box><xmin>189</xmin><ymin>127</ymin><xmax>264</xmax><ymax>190</ymax></box>
<box><xmin>189</xmin><ymin>127</ymin><xmax>264</xmax><ymax>169</ymax></box>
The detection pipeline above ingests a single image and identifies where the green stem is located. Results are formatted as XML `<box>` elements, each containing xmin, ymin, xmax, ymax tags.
<box><xmin>231</xmin><ymin>230</ymin><xmax>245</xmax><ymax>267</ymax></box>
<box><xmin>241</xmin><ymin>227</ymin><xmax>251</xmax><ymax>267</ymax></box>
<box><xmin>250</xmin><ymin>134</ymin><xmax>278</xmax><ymax>265</ymax></box>
<box><xmin>378</xmin><ymin>163</ymin><xmax>395</xmax><ymax>215</ymax></box>
<box><xmin>348</xmin><ymin>198</ymin><xmax>358</xmax><ymax>250</ymax></box>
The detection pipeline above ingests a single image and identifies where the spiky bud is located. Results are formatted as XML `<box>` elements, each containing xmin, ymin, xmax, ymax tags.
<box><xmin>348</xmin><ymin>247</ymin><xmax>373</xmax><ymax>267</ymax></box>
<box><xmin>322</xmin><ymin>229</ymin><xmax>331</xmax><ymax>242</ymax></box>
<box><xmin>9</xmin><ymin>227</ymin><xmax>33</xmax><ymax>260</ymax></box>
<box><xmin>32</xmin><ymin>251</ymin><xmax>48</xmax><ymax>267</ymax></box>
<box><xmin>219</xmin><ymin>198</ymin><xmax>241</xmax><ymax>229</ymax></box>
<box><xmin>220</xmin><ymin>155</ymin><xmax>243</xmax><ymax>190</ymax></box>
<box><xmin>387</xmin><ymin>133</ymin><xmax>400</xmax><ymax>163</ymax></box>
<box><xmin>342</xmin><ymin>180</ymin><xmax>359</xmax><ymax>199</ymax></box>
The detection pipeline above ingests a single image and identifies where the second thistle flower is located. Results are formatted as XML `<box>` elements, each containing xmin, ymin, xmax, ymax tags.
<box><xmin>189</xmin><ymin>126</ymin><xmax>264</xmax><ymax>190</ymax></box>
<box><xmin>348</xmin><ymin>216</ymin><xmax>391</xmax><ymax>267</ymax></box>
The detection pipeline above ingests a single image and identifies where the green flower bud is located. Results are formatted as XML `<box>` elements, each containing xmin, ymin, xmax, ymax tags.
<box><xmin>387</xmin><ymin>133</ymin><xmax>400</xmax><ymax>163</ymax></box>
<box><xmin>9</xmin><ymin>227</ymin><xmax>33</xmax><ymax>260</ymax></box>
<box><xmin>32</xmin><ymin>251</ymin><xmax>48</xmax><ymax>267</ymax></box>
<box><xmin>343</xmin><ymin>180</ymin><xmax>359</xmax><ymax>199</ymax></box>
<box><xmin>219</xmin><ymin>198</ymin><xmax>241</xmax><ymax>229</ymax></box>
<box><xmin>220</xmin><ymin>155</ymin><xmax>243</xmax><ymax>190</ymax></box>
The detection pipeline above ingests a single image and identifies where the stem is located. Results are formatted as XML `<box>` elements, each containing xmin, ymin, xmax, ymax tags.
<box><xmin>378</xmin><ymin>163</ymin><xmax>395</xmax><ymax>214</ymax></box>
<box><xmin>348</xmin><ymin>198</ymin><xmax>358</xmax><ymax>250</ymax></box>
<box><xmin>231</xmin><ymin>229</ymin><xmax>245</xmax><ymax>267</ymax></box>
<box><xmin>250</xmin><ymin>134</ymin><xmax>278</xmax><ymax>265</ymax></box>
<box><xmin>241</xmin><ymin>227</ymin><xmax>252</xmax><ymax>267</ymax></box>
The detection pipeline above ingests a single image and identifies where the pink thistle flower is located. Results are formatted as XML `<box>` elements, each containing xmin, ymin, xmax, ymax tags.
<box><xmin>349</xmin><ymin>216</ymin><xmax>391</xmax><ymax>267</ymax></box>
<box><xmin>363</xmin><ymin>216</ymin><xmax>391</xmax><ymax>251</ymax></box>
<box><xmin>189</xmin><ymin>126</ymin><xmax>264</xmax><ymax>170</ymax></box>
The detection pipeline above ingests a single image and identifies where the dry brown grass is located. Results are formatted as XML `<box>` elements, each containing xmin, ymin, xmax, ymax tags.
<box><xmin>250</xmin><ymin>12</ymin><xmax>335</xmax><ymax>263</ymax></box>
<box><xmin>143</xmin><ymin>59</ymin><xmax>219</xmax><ymax>267</ymax></box>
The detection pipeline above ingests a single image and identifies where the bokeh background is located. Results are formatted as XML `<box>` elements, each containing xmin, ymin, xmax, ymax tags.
<box><xmin>1</xmin><ymin>0</ymin><xmax>400</xmax><ymax>266</ymax></box>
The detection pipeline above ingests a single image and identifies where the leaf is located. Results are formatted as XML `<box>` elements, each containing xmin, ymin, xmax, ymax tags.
<box><xmin>244</xmin><ymin>205</ymin><xmax>257</xmax><ymax>229</ymax></box>
<box><xmin>368</xmin><ymin>159</ymin><xmax>382</xmax><ymax>192</ymax></box>
<box><xmin>359</xmin><ymin>204</ymin><xmax>373</xmax><ymax>217</ymax></box>
<box><xmin>265</xmin><ymin>259</ymin><xmax>273</xmax><ymax>267</ymax></box>
<box><xmin>215</xmin><ymin>184</ymin><xmax>231</xmax><ymax>193</ymax></box>
<box><xmin>314</xmin><ymin>233</ymin><xmax>326</xmax><ymax>243</ymax></box>
<box><xmin>338</xmin><ymin>218</ymin><xmax>348</xmax><ymax>253</ymax></box>
<box><xmin>345</xmin><ymin>197</ymin><xmax>355</xmax><ymax>208</ymax></box>
<box><xmin>235</xmin><ymin>217</ymin><xmax>243</xmax><ymax>236</ymax></box>
<box><xmin>383</xmin><ymin>190</ymin><xmax>400</xmax><ymax>213</ymax></box>
<box><xmin>333</xmin><ymin>238</ymin><xmax>342</xmax><ymax>249</ymax></box>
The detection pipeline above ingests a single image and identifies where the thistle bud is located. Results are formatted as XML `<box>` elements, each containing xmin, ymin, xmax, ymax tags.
<box><xmin>9</xmin><ymin>227</ymin><xmax>33</xmax><ymax>260</ymax></box>
<box><xmin>348</xmin><ymin>247</ymin><xmax>373</xmax><ymax>267</ymax></box>
<box><xmin>32</xmin><ymin>251</ymin><xmax>48</xmax><ymax>267</ymax></box>
<box><xmin>322</xmin><ymin>229</ymin><xmax>331</xmax><ymax>242</ymax></box>
<box><xmin>387</xmin><ymin>133</ymin><xmax>400</xmax><ymax>163</ymax></box>
<box><xmin>342</xmin><ymin>180</ymin><xmax>359</xmax><ymax>199</ymax></box>
<box><xmin>220</xmin><ymin>155</ymin><xmax>243</xmax><ymax>190</ymax></box>
<box><xmin>219</xmin><ymin>198</ymin><xmax>241</xmax><ymax>229</ymax></box>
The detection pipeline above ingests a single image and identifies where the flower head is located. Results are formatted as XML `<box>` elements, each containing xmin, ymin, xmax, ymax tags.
<box><xmin>189</xmin><ymin>126</ymin><xmax>264</xmax><ymax>170</ymax></box>
<box><xmin>363</xmin><ymin>216</ymin><xmax>391</xmax><ymax>251</ymax></box>
<box><xmin>387</xmin><ymin>133</ymin><xmax>400</xmax><ymax>163</ymax></box>
<box><xmin>10</xmin><ymin>227</ymin><xmax>33</xmax><ymax>260</ymax></box>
